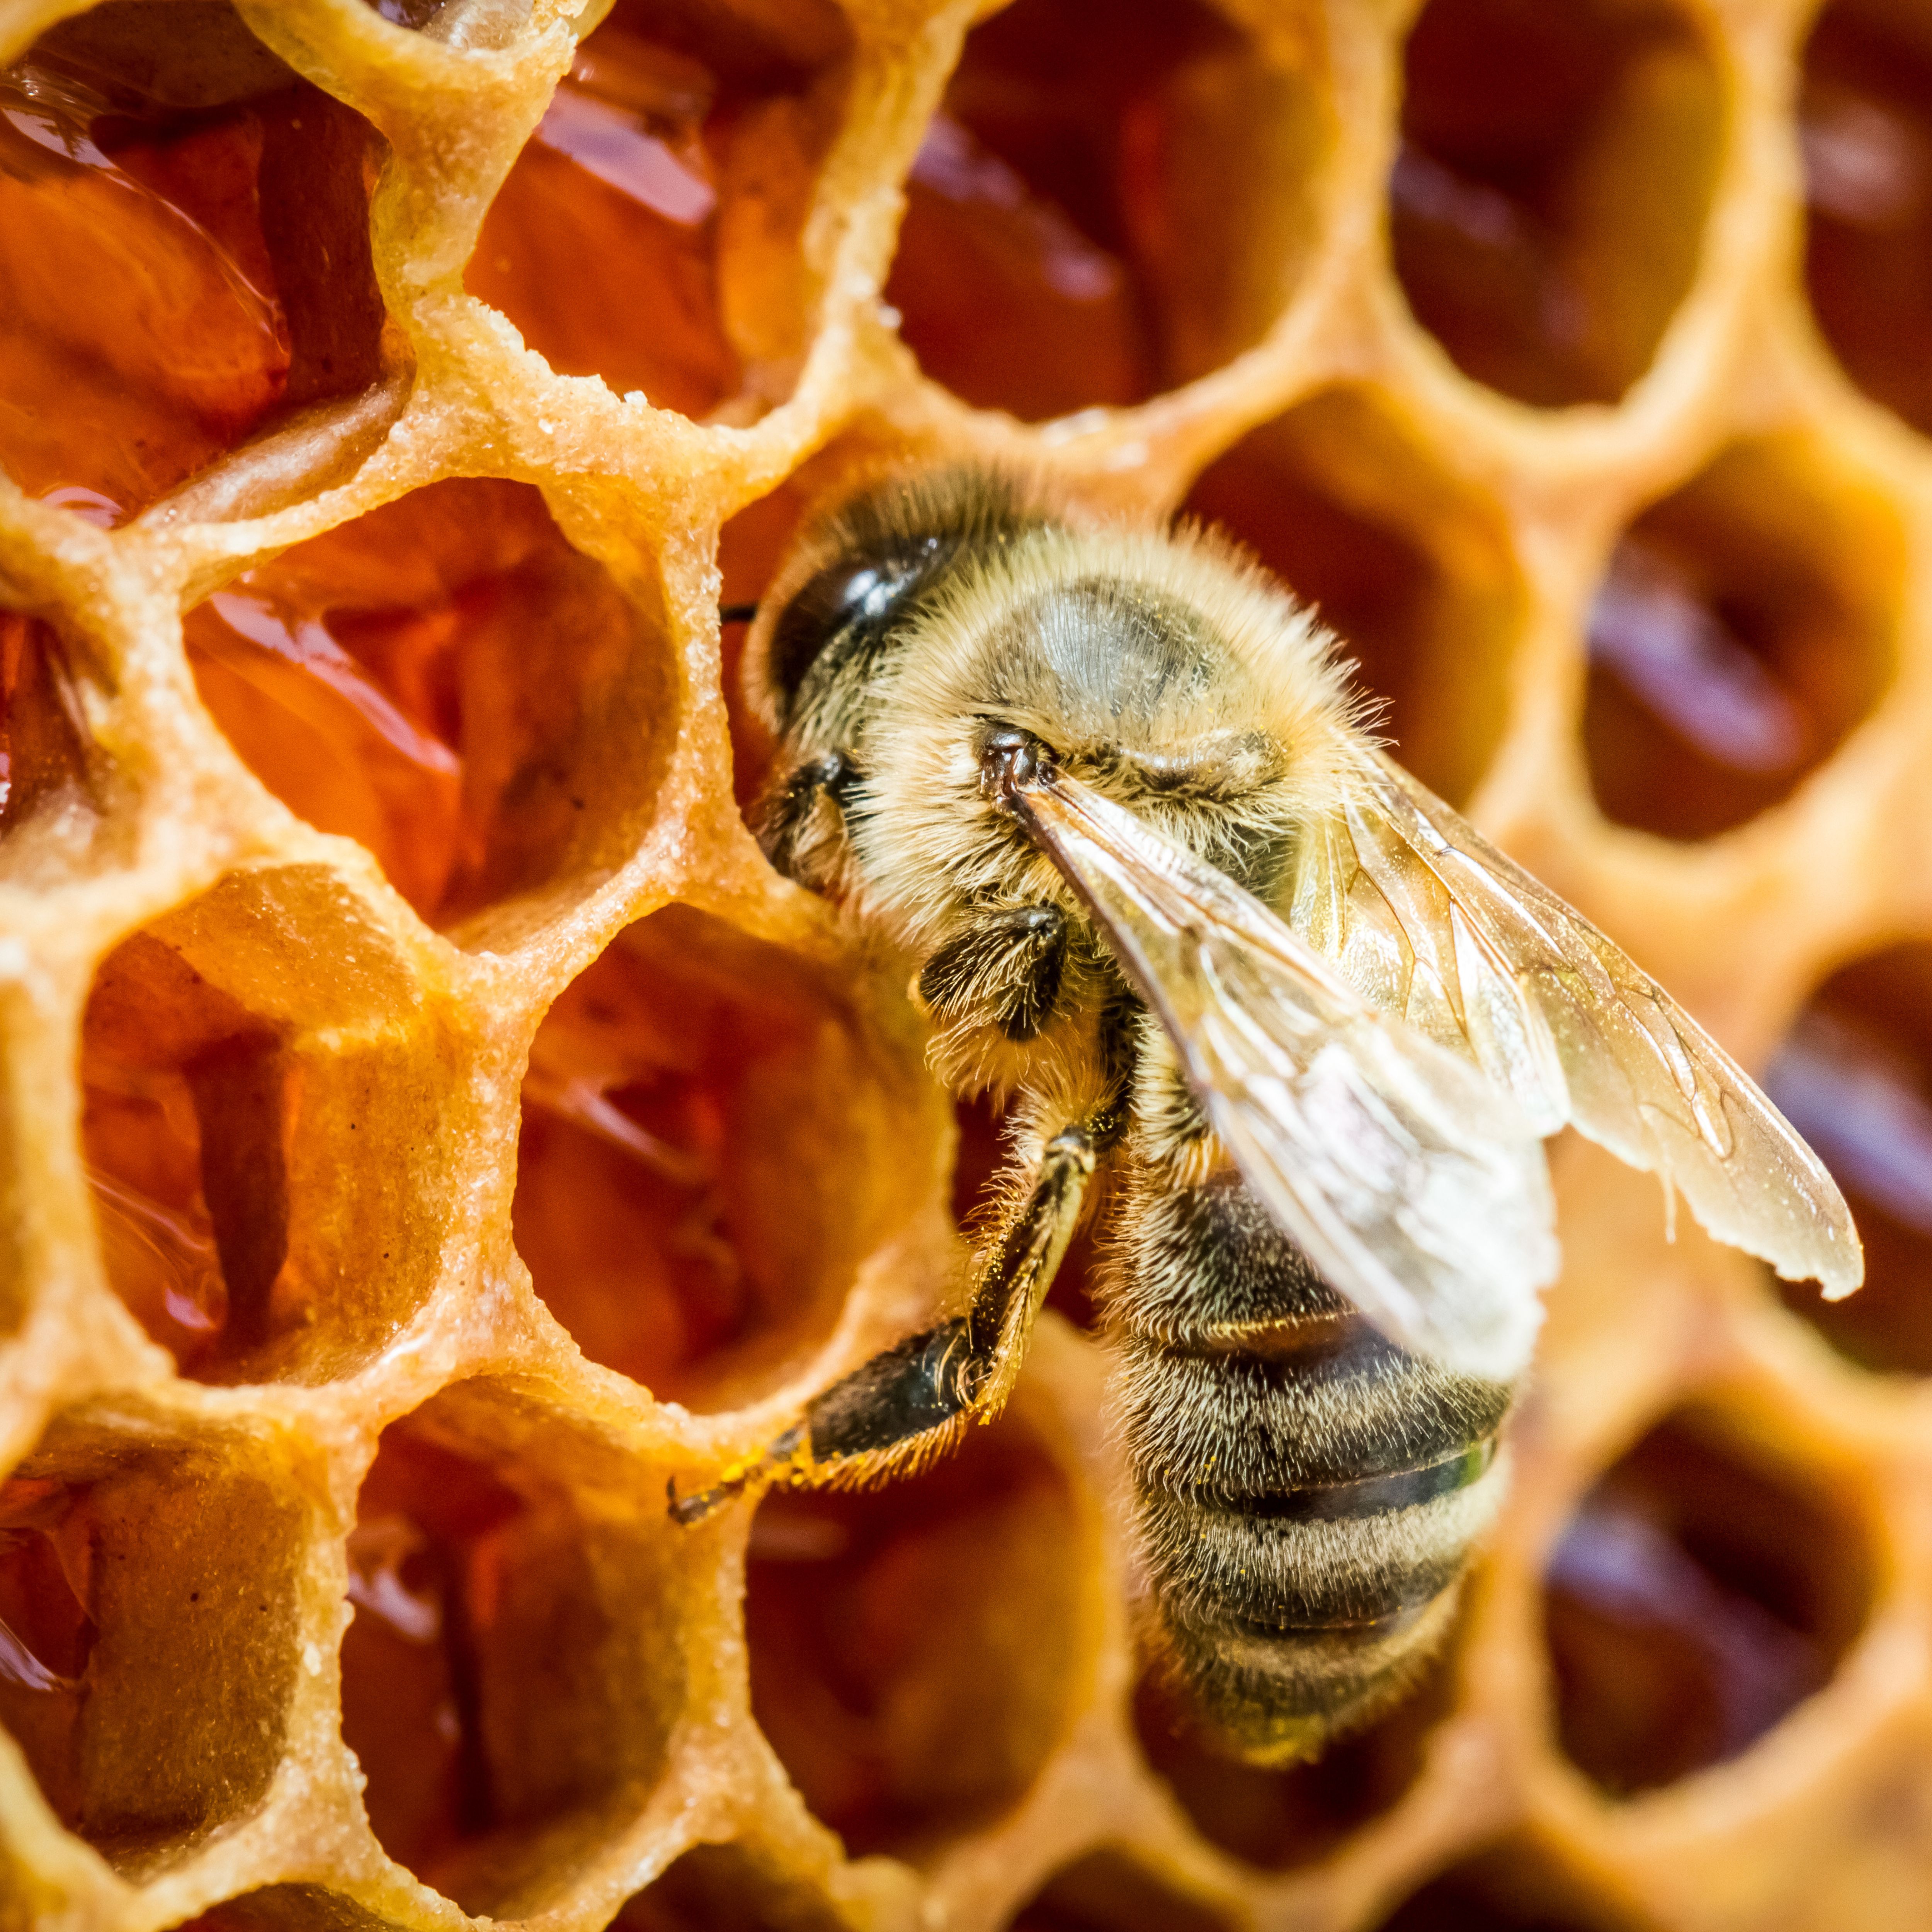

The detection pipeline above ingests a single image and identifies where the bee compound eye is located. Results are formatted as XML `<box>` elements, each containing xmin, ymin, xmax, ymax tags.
<box><xmin>767</xmin><ymin>539</ymin><xmax>946</xmax><ymax>718</ymax></box>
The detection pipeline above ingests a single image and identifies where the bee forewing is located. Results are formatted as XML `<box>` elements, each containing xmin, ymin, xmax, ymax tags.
<box><xmin>1012</xmin><ymin>770</ymin><xmax>1557</xmax><ymax>1381</ymax></box>
<box><xmin>1296</xmin><ymin>748</ymin><xmax>1864</xmax><ymax>1299</ymax></box>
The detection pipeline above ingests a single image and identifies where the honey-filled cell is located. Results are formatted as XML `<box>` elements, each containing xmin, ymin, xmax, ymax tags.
<box><xmin>466</xmin><ymin>0</ymin><xmax>852</xmax><ymax>418</ymax></box>
<box><xmin>339</xmin><ymin>1384</ymin><xmax>686</xmax><ymax>1918</ymax></box>
<box><xmin>1183</xmin><ymin>387</ymin><xmax>1523</xmax><ymax>808</ymax></box>
<box><xmin>183</xmin><ymin>478</ymin><xmax>673</xmax><ymax>940</ymax></box>
<box><xmin>744</xmin><ymin>1401</ymin><xmax>1089</xmax><ymax>1860</ymax></box>
<box><xmin>0</xmin><ymin>0</ymin><xmax>391</xmax><ymax>522</ymax></box>
<box><xmin>516</xmin><ymin>904</ymin><xmax>930</xmax><ymax>1411</ymax></box>
<box><xmin>1393</xmin><ymin>0</ymin><xmax>1721</xmax><ymax>407</ymax></box>
<box><xmin>1131</xmin><ymin>1632</ymin><xmax>1456</xmax><ymax>1872</ymax></box>
<box><xmin>80</xmin><ymin>866</ymin><xmax>448</xmax><ymax>1383</ymax></box>
<box><xmin>1582</xmin><ymin>437</ymin><xmax>1898</xmax><ymax>841</ymax></box>
<box><xmin>0</xmin><ymin>1418</ymin><xmax>304</xmax><ymax>1876</ymax></box>
<box><xmin>1372</xmin><ymin>1836</ymin><xmax>1662</xmax><ymax>1932</ymax></box>
<box><xmin>1763</xmin><ymin>944</ymin><xmax>1932</xmax><ymax>1374</ymax></box>
<box><xmin>1542</xmin><ymin>1407</ymin><xmax>1872</xmax><ymax>1798</ymax></box>
<box><xmin>884</xmin><ymin>0</ymin><xmax>1326</xmax><ymax>421</ymax></box>
<box><xmin>0</xmin><ymin>610</ymin><xmax>99</xmax><ymax>853</ymax></box>
<box><xmin>1802</xmin><ymin>3</ymin><xmax>1932</xmax><ymax>437</ymax></box>
<box><xmin>1005</xmin><ymin>1850</ymin><xmax>1236</xmax><ymax>1932</ymax></box>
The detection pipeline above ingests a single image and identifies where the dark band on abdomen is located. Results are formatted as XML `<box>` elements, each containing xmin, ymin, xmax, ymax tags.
<box><xmin>1109</xmin><ymin>1167</ymin><xmax>1519</xmax><ymax>1759</ymax></box>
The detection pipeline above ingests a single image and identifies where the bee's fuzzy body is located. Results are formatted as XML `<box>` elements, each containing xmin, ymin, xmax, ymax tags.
<box><xmin>743</xmin><ymin>468</ymin><xmax>1514</xmax><ymax>1758</ymax></box>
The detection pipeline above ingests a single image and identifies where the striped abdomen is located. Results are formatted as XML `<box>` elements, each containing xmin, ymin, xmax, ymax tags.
<box><xmin>1107</xmin><ymin>1166</ymin><xmax>1514</xmax><ymax>1763</ymax></box>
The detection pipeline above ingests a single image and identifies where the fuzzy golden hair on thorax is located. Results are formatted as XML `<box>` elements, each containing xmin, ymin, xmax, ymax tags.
<box><xmin>833</xmin><ymin>503</ymin><xmax>1366</xmax><ymax>946</ymax></box>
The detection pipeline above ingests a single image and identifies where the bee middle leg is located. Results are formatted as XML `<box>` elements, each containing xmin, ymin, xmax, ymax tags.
<box><xmin>669</xmin><ymin>1119</ymin><xmax>1097</xmax><ymax>1524</ymax></box>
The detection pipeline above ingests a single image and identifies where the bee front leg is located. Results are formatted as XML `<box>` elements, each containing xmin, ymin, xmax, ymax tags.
<box><xmin>917</xmin><ymin>904</ymin><xmax>1070</xmax><ymax>1043</ymax></box>
<box><xmin>668</xmin><ymin>1121</ymin><xmax>1097</xmax><ymax>1524</ymax></box>
<box><xmin>759</xmin><ymin>749</ymin><xmax>863</xmax><ymax>881</ymax></box>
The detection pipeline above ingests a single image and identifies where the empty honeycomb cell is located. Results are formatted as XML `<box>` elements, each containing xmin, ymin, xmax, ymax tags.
<box><xmin>1183</xmin><ymin>387</ymin><xmax>1522</xmax><ymax>807</ymax></box>
<box><xmin>465</xmin><ymin>0</ymin><xmax>852</xmax><ymax>418</ymax></box>
<box><xmin>182</xmin><ymin>477</ymin><xmax>673</xmax><ymax>940</ymax></box>
<box><xmin>1802</xmin><ymin>3</ymin><xmax>1932</xmax><ymax>437</ymax></box>
<box><xmin>338</xmin><ymin>1381</ymin><xmax>689</xmax><ymax>1918</ymax></box>
<box><xmin>613</xmin><ymin>1841</ymin><xmax>845</xmax><ymax>1931</ymax></box>
<box><xmin>1393</xmin><ymin>0</ymin><xmax>1722</xmax><ymax>407</ymax></box>
<box><xmin>884</xmin><ymin>0</ymin><xmax>1327</xmax><ymax>422</ymax></box>
<box><xmin>1372</xmin><ymin>1835</ymin><xmax>1660</xmax><ymax>1932</ymax></box>
<box><xmin>1131</xmin><ymin>1636</ymin><xmax>1455</xmax><ymax>1872</ymax></box>
<box><xmin>0</xmin><ymin>610</ymin><xmax>100</xmax><ymax>853</ymax></box>
<box><xmin>0</xmin><ymin>0</ymin><xmax>393</xmax><ymax>524</ymax></box>
<box><xmin>0</xmin><ymin>1412</ymin><xmax>304</xmax><ymax>1875</ymax></box>
<box><xmin>80</xmin><ymin>866</ymin><xmax>452</xmax><ymax>1383</ymax></box>
<box><xmin>515</xmin><ymin>901</ymin><xmax>929</xmax><ymax>1411</ymax></box>
<box><xmin>1542</xmin><ymin>1405</ymin><xmax>1873</xmax><ymax>1797</ymax></box>
<box><xmin>744</xmin><ymin>1400</ymin><xmax>1089</xmax><ymax>1860</ymax></box>
<box><xmin>1581</xmin><ymin>436</ymin><xmax>1899</xmax><ymax>840</ymax></box>
<box><xmin>1005</xmin><ymin>1849</ymin><xmax>1235</xmax><ymax>1932</ymax></box>
<box><xmin>1762</xmin><ymin>942</ymin><xmax>1932</xmax><ymax>1374</ymax></box>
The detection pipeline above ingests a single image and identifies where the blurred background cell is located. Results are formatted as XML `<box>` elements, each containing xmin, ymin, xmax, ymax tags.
<box><xmin>1372</xmin><ymin>1838</ymin><xmax>1662</xmax><ymax>1932</ymax></box>
<box><xmin>885</xmin><ymin>0</ymin><xmax>1326</xmax><ymax>419</ymax></box>
<box><xmin>1543</xmin><ymin>1408</ymin><xmax>1871</xmax><ymax>1796</ymax></box>
<box><xmin>612</xmin><ymin>1844</ymin><xmax>846</xmax><ymax>1932</ymax></box>
<box><xmin>1393</xmin><ymin>0</ymin><xmax>1721</xmax><ymax>406</ymax></box>
<box><xmin>1802</xmin><ymin>2</ymin><xmax>1932</xmax><ymax>435</ymax></box>
<box><xmin>1185</xmin><ymin>387</ymin><xmax>1522</xmax><ymax>808</ymax></box>
<box><xmin>1132</xmin><ymin>1638</ymin><xmax>1456</xmax><ymax>1872</ymax></box>
<box><xmin>1005</xmin><ymin>1852</ymin><xmax>1235</xmax><ymax>1932</ymax></box>
<box><xmin>1582</xmin><ymin>439</ymin><xmax>1898</xmax><ymax>840</ymax></box>
<box><xmin>1765</xmin><ymin>945</ymin><xmax>1932</xmax><ymax>1374</ymax></box>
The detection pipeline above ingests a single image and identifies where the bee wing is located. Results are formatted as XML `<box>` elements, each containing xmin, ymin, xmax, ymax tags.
<box><xmin>1012</xmin><ymin>769</ymin><xmax>1557</xmax><ymax>1381</ymax></box>
<box><xmin>1288</xmin><ymin>747</ymin><xmax>1862</xmax><ymax>1298</ymax></box>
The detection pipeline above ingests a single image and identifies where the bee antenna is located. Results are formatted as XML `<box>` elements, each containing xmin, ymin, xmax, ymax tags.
<box><xmin>719</xmin><ymin>602</ymin><xmax>759</xmax><ymax>626</ymax></box>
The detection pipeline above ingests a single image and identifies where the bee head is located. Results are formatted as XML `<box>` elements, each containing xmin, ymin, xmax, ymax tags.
<box><xmin>745</xmin><ymin>468</ymin><xmax>1054</xmax><ymax>742</ymax></box>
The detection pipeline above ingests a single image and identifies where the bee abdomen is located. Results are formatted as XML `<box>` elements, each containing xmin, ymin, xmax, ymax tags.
<box><xmin>1110</xmin><ymin>1170</ymin><xmax>1515</xmax><ymax>1759</ymax></box>
<box><xmin>1129</xmin><ymin>1339</ymin><xmax>1510</xmax><ymax>1757</ymax></box>
<box><xmin>1137</xmin><ymin>1436</ymin><xmax>1508</xmax><ymax>1633</ymax></box>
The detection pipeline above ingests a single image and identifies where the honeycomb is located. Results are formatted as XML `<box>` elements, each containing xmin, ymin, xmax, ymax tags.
<box><xmin>4</xmin><ymin>0</ymin><xmax>1932</xmax><ymax>1924</ymax></box>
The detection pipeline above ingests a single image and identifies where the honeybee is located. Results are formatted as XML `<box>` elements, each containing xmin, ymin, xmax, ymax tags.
<box><xmin>672</xmin><ymin>468</ymin><xmax>1862</xmax><ymax>1764</ymax></box>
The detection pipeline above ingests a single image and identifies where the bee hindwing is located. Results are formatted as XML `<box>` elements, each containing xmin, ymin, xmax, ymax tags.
<box><xmin>1012</xmin><ymin>770</ymin><xmax>1557</xmax><ymax>1382</ymax></box>
<box><xmin>1294</xmin><ymin>748</ymin><xmax>1863</xmax><ymax>1298</ymax></box>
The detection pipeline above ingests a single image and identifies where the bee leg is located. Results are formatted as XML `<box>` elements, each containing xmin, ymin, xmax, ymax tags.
<box><xmin>917</xmin><ymin>904</ymin><xmax>1070</xmax><ymax>1042</ymax></box>
<box><xmin>760</xmin><ymin>749</ymin><xmax>862</xmax><ymax>879</ymax></box>
<box><xmin>668</xmin><ymin>1122</ymin><xmax>1096</xmax><ymax>1524</ymax></box>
